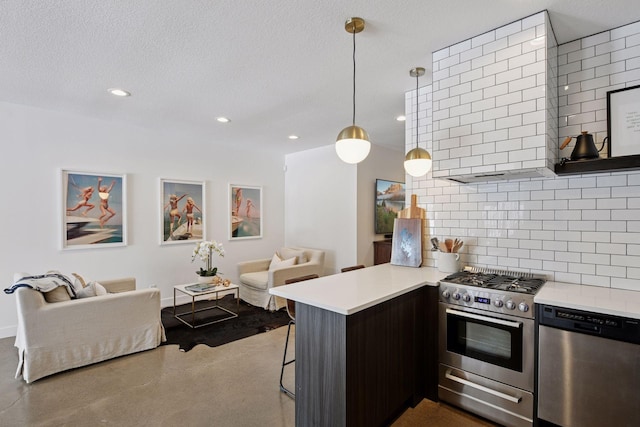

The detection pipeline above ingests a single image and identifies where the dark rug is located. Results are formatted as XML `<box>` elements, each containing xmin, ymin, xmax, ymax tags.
<box><xmin>161</xmin><ymin>294</ymin><xmax>291</xmax><ymax>352</ymax></box>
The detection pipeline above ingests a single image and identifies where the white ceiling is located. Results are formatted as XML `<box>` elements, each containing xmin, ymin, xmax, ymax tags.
<box><xmin>2</xmin><ymin>1</ymin><xmax>640</xmax><ymax>156</ymax></box>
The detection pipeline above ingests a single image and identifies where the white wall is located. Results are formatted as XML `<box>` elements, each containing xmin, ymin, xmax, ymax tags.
<box><xmin>284</xmin><ymin>145</ymin><xmax>357</xmax><ymax>274</ymax></box>
<box><xmin>406</xmin><ymin>19</ymin><xmax>640</xmax><ymax>292</ymax></box>
<box><xmin>0</xmin><ymin>102</ymin><xmax>286</xmax><ymax>338</ymax></box>
<box><xmin>357</xmin><ymin>145</ymin><xmax>405</xmax><ymax>266</ymax></box>
<box><xmin>284</xmin><ymin>143</ymin><xmax>404</xmax><ymax>273</ymax></box>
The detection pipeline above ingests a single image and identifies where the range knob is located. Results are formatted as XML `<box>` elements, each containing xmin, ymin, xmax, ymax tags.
<box><xmin>452</xmin><ymin>291</ymin><xmax>461</xmax><ymax>301</ymax></box>
<box><xmin>494</xmin><ymin>299</ymin><xmax>504</xmax><ymax>308</ymax></box>
<box><xmin>442</xmin><ymin>289</ymin><xmax>451</xmax><ymax>299</ymax></box>
<box><xmin>518</xmin><ymin>302</ymin><xmax>529</xmax><ymax>313</ymax></box>
<box><xmin>505</xmin><ymin>300</ymin><xmax>516</xmax><ymax>310</ymax></box>
<box><xmin>462</xmin><ymin>293</ymin><xmax>471</xmax><ymax>302</ymax></box>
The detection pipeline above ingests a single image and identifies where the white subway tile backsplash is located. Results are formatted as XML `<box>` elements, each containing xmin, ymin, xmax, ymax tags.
<box><xmin>495</xmin><ymin>44</ymin><xmax>523</xmax><ymax>62</ymax></box>
<box><xmin>508</xmin><ymin>75</ymin><xmax>537</xmax><ymax>92</ymax></box>
<box><xmin>460</xmin><ymin>45</ymin><xmax>484</xmax><ymax>62</ymax></box>
<box><xmin>483</xmin><ymin>38</ymin><xmax>509</xmax><ymax>56</ymax></box>
<box><xmin>595</xmin><ymin>59</ymin><xmax>625</xmax><ymax>78</ymax></box>
<box><xmin>580</xmin><ymin>76</ymin><xmax>611</xmax><ymax>91</ymax></box>
<box><xmin>509</xmin><ymin>51</ymin><xmax>536</xmax><ymax>69</ymax></box>
<box><xmin>611</xmin><ymin>67</ymin><xmax>640</xmax><ymax>84</ymax></box>
<box><xmin>432</xmin><ymin>48</ymin><xmax>450</xmax><ymax>62</ymax></box>
<box><xmin>568</xmin><ymin>46</ymin><xmax>595</xmax><ymax>63</ymax></box>
<box><xmin>421</xmin><ymin>18</ymin><xmax>640</xmax><ymax>290</ymax></box>
<box><xmin>582</xmin><ymin>31</ymin><xmax>611</xmax><ymax>48</ymax></box>
<box><xmin>450</xmin><ymin>39</ymin><xmax>472</xmax><ymax>55</ymax></box>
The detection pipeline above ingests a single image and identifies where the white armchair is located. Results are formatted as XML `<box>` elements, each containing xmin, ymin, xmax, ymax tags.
<box><xmin>237</xmin><ymin>247</ymin><xmax>325</xmax><ymax>311</ymax></box>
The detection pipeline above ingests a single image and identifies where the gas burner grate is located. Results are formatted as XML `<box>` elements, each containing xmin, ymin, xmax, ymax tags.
<box><xmin>442</xmin><ymin>266</ymin><xmax>547</xmax><ymax>294</ymax></box>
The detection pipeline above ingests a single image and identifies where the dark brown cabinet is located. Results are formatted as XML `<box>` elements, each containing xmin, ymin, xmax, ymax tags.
<box><xmin>373</xmin><ymin>239</ymin><xmax>392</xmax><ymax>265</ymax></box>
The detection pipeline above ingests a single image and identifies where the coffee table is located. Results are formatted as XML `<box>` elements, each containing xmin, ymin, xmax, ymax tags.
<box><xmin>173</xmin><ymin>283</ymin><xmax>239</xmax><ymax>328</ymax></box>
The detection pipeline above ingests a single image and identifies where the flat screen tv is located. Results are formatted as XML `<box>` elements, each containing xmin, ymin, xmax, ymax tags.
<box><xmin>375</xmin><ymin>179</ymin><xmax>405</xmax><ymax>236</ymax></box>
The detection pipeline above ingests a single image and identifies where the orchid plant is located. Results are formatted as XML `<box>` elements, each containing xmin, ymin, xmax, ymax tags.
<box><xmin>192</xmin><ymin>240</ymin><xmax>225</xmax><ymax>277</ymax></box>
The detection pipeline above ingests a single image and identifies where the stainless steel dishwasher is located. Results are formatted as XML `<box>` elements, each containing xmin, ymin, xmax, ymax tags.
<box><xmin>537</xmin><ymin>304</ymin><xmax>640</xmax><ymax>427</ymax></box>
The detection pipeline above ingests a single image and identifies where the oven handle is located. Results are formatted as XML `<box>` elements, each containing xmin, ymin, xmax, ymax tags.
<box><xmin>445</xmin><ymin>369</ymin><xmax>522</xmax><ymax>403</ymax></box>
<box><xmin>445</xmin><ymin>308</ymin><xmax>522</xmax><ymax>329</ymax></box>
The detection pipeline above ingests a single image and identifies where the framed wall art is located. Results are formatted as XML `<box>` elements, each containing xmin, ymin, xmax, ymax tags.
<box><xmin>229</xmin><ymin>184</ymin><xmax>262</xmax><ymax>240</ymax></box>
<box><xmin>607</xmin><ymin>84</ymin><xmax>640</xmax><ymax>157</ymax></box>
<box><xmin>160</xmin><ymin>179</ymin><xmax>206</xmax><ymax>245</ymax></box>
<box><xmin>61</xmin><ymin>170</ymin><xmax>127</xmax><ymax>250</ymax></box>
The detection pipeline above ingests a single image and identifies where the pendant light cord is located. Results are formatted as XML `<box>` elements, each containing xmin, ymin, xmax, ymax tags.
<box><xmin>415</xmin><ymin>73</ymin><xmax>419</xmax><ymax>149</ymax></box>
<box><xmin>352</xmin><ymin>28</ymin><xmax>357</xmax><ymax>126</ymax></box>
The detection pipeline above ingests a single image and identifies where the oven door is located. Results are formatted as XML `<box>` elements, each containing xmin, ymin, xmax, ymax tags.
<box><xmin>439</xmin><ymin>303</ymin><xmax>534</xmax><ymax>392</ymax></box>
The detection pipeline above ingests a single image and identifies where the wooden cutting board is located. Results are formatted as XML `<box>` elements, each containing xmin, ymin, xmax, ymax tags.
<box><xmin>397</xmin><ymin>194</ymin><xmax>425</xmax><ymax>219</ymax></box>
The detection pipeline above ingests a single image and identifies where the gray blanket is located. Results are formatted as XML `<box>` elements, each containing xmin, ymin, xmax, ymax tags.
<box><xmin>4</xmin><ymin>273</ymin><xmax>77</xmax><ymax>298</ymax></box>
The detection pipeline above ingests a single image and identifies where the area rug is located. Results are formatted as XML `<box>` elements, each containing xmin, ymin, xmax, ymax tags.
<box><xmin>161</xmin><ymin>294</ymin><xmax>291</xmax><ymax>352</ymax></box>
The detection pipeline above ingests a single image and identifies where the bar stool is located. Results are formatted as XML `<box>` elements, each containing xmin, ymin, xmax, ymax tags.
<box><xmin>279</xmin><ymin>274</ymin><xmax>319</xmax><ymax>399</ymax></box>
<box><xmin>340</xmin><ymin>264</ymin><xmax>365</xmax><ymax>273</ymax></box>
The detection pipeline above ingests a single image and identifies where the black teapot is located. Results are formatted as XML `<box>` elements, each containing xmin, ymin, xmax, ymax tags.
<box><xmin>560</xmin><ymin>131</ymin><xmax>607</xmax><ymax>161</ymax></box>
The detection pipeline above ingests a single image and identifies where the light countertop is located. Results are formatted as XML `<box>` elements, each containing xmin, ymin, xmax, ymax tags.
<box><xmin>535</xmin><ymin>281</ymin><xmax>640</xmax><ymax>319</ymax></box>
<box><xmin>269</xmin><ymin>263</ymin><xmax>447</xmax><ymax>315</ymax></box>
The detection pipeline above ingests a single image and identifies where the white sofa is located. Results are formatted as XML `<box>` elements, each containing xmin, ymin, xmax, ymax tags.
<box><xmin>237</xmin><ymin>247</ymin><xmax>325</xmax><ymax>311</ymax></box>
<box><xmin>13</xmin><ymin>277</ymin><xmax>165</xmax><ymax>383</ymax></box>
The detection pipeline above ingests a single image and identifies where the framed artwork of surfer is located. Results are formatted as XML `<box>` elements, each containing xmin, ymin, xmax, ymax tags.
<box><xmin>229</xmin><ymin>184</ymin><xmax>262</xmax><ymax>240</ymax></box>
<box><xmin>61</xmin><ymin>170</ymin><xmax>127</xmax><ymax>250</ymax></box>
<box><xmin>160</xmin><ymin>178</ymin><xmax>206</xmax><ymax>245</ymax></box>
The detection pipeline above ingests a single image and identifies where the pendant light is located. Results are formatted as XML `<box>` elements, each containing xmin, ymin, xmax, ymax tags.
<box><xmin>404</xmin><ymin>67</ymin><xmax>432</xmax><ymax>177</ymax></box>
<box><xmin>336</xmin><ymin>17</ymin><xmax>371</xmax><ymax>164</ymax></box>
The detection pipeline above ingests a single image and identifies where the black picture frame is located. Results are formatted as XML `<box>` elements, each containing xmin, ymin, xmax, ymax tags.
<box><xmin>607</xmin><ymin>84</ymin><xmax>640</xmax><ymax>157</ymax></box>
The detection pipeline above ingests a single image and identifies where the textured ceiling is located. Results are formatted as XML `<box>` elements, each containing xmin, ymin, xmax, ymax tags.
<box><xmin>2</xmin><ymin>0</ymin><xmax>640</xmax><ymax>156</ymax></box>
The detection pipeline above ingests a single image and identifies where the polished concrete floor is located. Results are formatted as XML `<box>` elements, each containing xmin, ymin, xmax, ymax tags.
<box><xmin>0</xmin><ymin>326</ymin><xmax>496</xmax><ymax>426</ymax></box>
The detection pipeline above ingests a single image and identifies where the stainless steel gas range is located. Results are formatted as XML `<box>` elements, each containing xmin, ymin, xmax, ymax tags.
<box><xmin>438</xmin><ymin>266</ymin><xmax>546</xmax><ymax>427</ymax></box>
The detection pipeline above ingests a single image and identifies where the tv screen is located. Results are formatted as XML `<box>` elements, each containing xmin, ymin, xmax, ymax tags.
<box><xmin>375</xmin><ymin>179</ymin><xmax>405</xmax><ymax>236</ymax></box>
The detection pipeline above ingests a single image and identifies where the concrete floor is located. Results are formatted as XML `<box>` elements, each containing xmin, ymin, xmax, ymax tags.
<box><xmin>0</xmin><ymin>326</ymin><xmax>495</xmax><ymax>426</ymax></box>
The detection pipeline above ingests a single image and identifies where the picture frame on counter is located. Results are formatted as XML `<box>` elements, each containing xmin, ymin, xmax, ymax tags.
<box><xmin>159</xmin><ymin>178</ymin><xmax>206</xmax><ymax>245</ymax></box>
<box><xmin>607</xmin><ymin>84</ymin><xmax>640</xmax><ymax>157</ymax></box>
<box><xmin>61</xmin><ymin>170</ymin><xmax>127</xmax><ymax>250</ymax></box>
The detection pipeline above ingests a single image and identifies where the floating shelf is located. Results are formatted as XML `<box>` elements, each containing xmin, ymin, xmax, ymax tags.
<box><xmin>554</xmin><ymin>155</ymin><xmax>640</xmax><ymax>175</ymax></box>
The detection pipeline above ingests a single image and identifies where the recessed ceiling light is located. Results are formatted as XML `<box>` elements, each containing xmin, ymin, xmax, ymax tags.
<box><xmin>216</xmin><ymin>117</ymin><xmax>230</xmax><ymax>123</ymax></box>
<box><xmin>108</xmin><ymin>88</ymin><xmax>131</xmax><ymax>97</ymax></box>
<box><xmin>288</xmin><ymin>135</ymin><xmax>299</xmax><ymax>140</ymax></box>
<box><xmin>564</xmin><ymin>85</ymin><xmax>569</xmax><ymax>91</ymax></box>
<box><xmin>396</xmin><ymin>115</ymin><xmax>406</xmax><ymax>122</ymax></box>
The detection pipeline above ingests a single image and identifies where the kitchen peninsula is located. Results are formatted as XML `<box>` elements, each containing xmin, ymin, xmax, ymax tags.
<box><xmin>270</xmin><ymin>264</ymin><xmax>447</xmax><ymax>427</ymax></box>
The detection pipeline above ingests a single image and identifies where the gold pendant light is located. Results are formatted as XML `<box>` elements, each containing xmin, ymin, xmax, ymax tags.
<box><xmin>336</xmin><ymin>17</ymin><xmax>371</xmax><ymax>164</ymax></box>
<box><xmin>404</xmin><ymin>67</ymin><xmax>432</xmax><ymax>177</ymax></box>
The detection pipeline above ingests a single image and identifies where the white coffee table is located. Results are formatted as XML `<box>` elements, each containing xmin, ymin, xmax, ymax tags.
<box><xmin>173</xmin><ymin>282</ymin><xmax>240</xmax><ymax>328</ymax></box>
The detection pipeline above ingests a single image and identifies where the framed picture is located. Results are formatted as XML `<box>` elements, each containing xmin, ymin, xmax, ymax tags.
<box><xmin>375</xmin><ymin>178</ymin><xmax>405</xmax><ymax>236</ymax></box>
<box><xmin>229</xmin><ymin>184</ymin><xmax>262</xmax><ymax>240</ymax></box>
<box><xmin>160</xmin><ymin>179</ymin><xmax>206</xmax><ymax>245</ymax></box>
<box><xmin>390</xmin><ymin>218</ymin><xmax>422</xmax><ymax>268</ymax></box>
<box><xmin>61</xmin><ymin>170</ymin><xmax>127</xmax><ymax>250</ymax></box>
<box><xmin>607</xmin><ymin>84</ymin><xmax>640</xmax><ymax>157</ymax></box>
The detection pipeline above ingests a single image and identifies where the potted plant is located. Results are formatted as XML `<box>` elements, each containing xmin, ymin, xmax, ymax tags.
<box><xmin>192</xmin><ymin>240</ymin><xmax>225</xmax><ymax>284</ymax></box>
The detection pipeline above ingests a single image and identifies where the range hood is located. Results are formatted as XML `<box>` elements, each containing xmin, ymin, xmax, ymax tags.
<box><xmin>427</xmin><ymin>11</ymin><xmax>559</xmax><ymax>185</ymax></box>
<box><xmin>443</xmin><ymin>167</ymin><xmax>556</xmax><ymax>184</ymax></box>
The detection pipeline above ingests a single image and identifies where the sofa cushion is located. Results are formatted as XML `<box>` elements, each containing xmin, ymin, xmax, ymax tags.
<box><xmin>239</xmin><ymin>271</ymin><xmax>269</xmax><ymax>290</ymax></box>
<box><xmin>43</xmin><ymin>286</ymin><xmax>72</xmax><ymax>303</ymax></box>
<box><xmin>76</xmin><ymin>281</ymin><xmax>108</xmax><ymax>298</ymax></box>
<box><xmin>269</xmin><ymin>253</ymin><xmax>297</xmax><ymax>271</ymax></box>
<box><xmin>278</xmin><ymin>248</ymin><xmax>308</xmax><ymax>264</ymax></box>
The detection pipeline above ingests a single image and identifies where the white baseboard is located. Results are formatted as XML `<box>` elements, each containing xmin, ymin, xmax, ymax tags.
<box><xmin>0</xmin><ymin>325</ymin><xmax>17</xmax><ymax>339</ymax></box>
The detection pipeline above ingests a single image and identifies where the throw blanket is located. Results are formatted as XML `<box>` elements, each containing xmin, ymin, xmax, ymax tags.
<box><xmin>4</xmin><ymin>273</ymin><xmax>77</xmax><ymax>298</ymax></box>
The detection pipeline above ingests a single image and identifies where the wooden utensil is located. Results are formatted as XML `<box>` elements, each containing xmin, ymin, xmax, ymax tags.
<box><xmin>445</xmin><ymin>238</ymin><xmax>453</xmax><ymax>253</ymax></box>
<box><xmin>438</xmin><ymin>242</ymin><xmax>449</xmax><ymax>253</ymax></box>
<box><xmin>452</xmin><ymin>240</ymin><xmax>464</xmax><ymax>253</ymax></box>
